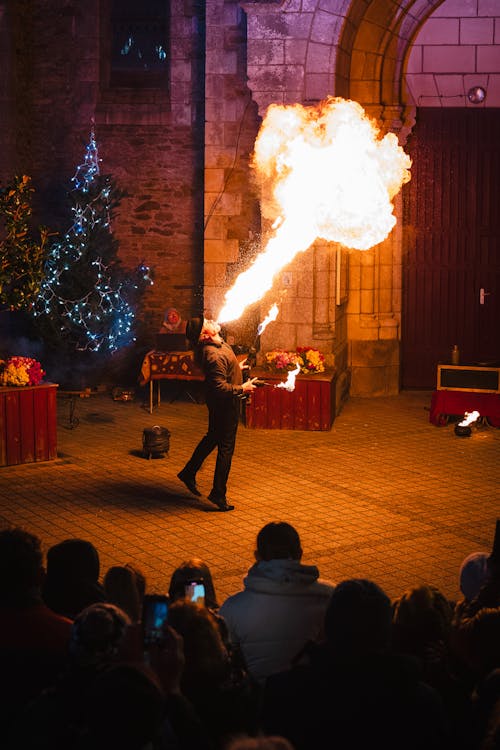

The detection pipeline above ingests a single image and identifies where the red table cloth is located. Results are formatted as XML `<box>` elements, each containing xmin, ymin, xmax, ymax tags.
<box><xmin>430</xmin><ymin>390</ymin><xmax>500</xmax><ymax>427</ymax></box>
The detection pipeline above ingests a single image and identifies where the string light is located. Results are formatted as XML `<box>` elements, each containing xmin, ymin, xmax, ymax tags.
<box><xmin>32</xmin><ymin>126</ymin><xmax>153</xmax><ymax>352</ymax></box>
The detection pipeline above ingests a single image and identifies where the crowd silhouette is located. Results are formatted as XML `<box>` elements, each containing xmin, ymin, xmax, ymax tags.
<box><xmin>0</xmin><ymin>520</ymin><xmax>499</xmax><ymax>750</ymax></box>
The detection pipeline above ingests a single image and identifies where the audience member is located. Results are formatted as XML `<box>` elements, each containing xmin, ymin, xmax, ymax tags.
<box><xmin>392</xmin><ymin>584</ymin><xmax>456</xmax><ymax>683</ymax></box>
<box><xmin>260</xmin><ymin>578</ymin><xmax>449</xmax><ymax>750</ymax></box>
<box><xmin>8</xmin><ymin>602</ymin><xmax>132</xmax><ymax>748</ymax></box>
<box><xmin>77</xmin><ymin>662</ymin><xmax>167</xmax><ymax>749</ymax></box>
<box><xmin>168</xmin><ymin>557</ymin><xmax>219</xmax><ymax>610</ymax></box>
<box><xmin>8</xmin><ymin>521</ymin><xmax>500</xmax><ymax>750</ymax></box>
<box><xmin>392</xmin><ymin>583</ymin><xmax>473</xmax><ymax>748</ymax></box>
<box><xmin>459</xmin><ymin>552</ymin><xmax>491</xmax><ymax>604</ymax></box>
<box><xmin>104</xmin><ymin>563</ymin><xmax>146</xmax><ymax>623</ymax></box>
<box><xmin>144</xmin><ymin>619</ymin><xmax>214</xmax><ymax>750</ymax></box>
<box><xmin>0</xmin><ymin>526</ymin><xmax>73</xmax><ymax>731</ymax></box>
<box><xmin>168</xmin><ymin>599</ymin><xmax>261</xmax><ymax>747</ymax></box>
<box><xmin>219</xmin><ymin>521</ymin><xmax>335</xmax><ymax>684</ymax></box>
<box><xmin>169</xmin><ymin>556</ymin><xmax>249</xmax><ymax>680</ymax></box>
<box><xmin>454</xmin><ymin>607</ymin><xmax>500</xmax><ymax>692</ymax></box>
<box><xmin>452</xmin><ymin>528</ymin><xmax>500</xmax><ymax>690</ymax></box>
<box><xmin>42</xmin><ymin>538</ymin><xmax>106</xmax><ymax>619</ymax></box>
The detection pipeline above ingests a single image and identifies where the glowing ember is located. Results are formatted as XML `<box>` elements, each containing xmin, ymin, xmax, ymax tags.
<box><xmin>275</xmin><ymin>363</ymin><xmax>301</xmax><ymax>392</ymax></box>
<box><xmin>458</xmin><ymin>410</ymin><xmax>480</xmax><ymax>427</ymax></box>
<box><xmin>217</xmin><ymin>97</ymin><xmax>411</xmax><ymax>323</ymax></box>
<box><xmin>257</xmin><ymin>303</ymin><xmax>279</xmax><ymax>335</ymax></box>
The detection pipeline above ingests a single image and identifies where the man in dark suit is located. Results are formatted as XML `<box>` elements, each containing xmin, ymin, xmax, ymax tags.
<box><xmin>177</xmin><ymin>316</ymin><xmax>257</xmax><ymax>511</ymax></box>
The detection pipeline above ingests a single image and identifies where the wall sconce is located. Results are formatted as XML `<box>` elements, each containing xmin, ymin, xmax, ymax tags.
<box><xmin>467</xmin><ymin>86</ymin><xmax>486</xmax><ymax>104</ymax></box>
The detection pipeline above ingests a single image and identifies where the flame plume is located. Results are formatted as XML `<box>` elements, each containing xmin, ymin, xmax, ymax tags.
<box><xmin>275</xmin><ymin>363</ymin><xmax>301</xmax><ymax>392</ymax></box>
<box><xmin>459</xmin><ymin>411</ymin><xmax>480</xmax><ymax>427</ymax></box>
<box><xmin>257</xmin><ymin>303</ymin><xmax>279</xmax><ymax>335</ymax></box>
<box><xmin>217</xmin><ymin>97</ymin><xmax>411</xmax><ymax>324</ymax></box>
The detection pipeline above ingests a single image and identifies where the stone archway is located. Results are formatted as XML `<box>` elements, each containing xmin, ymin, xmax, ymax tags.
<box><xmin>334</xmin><ymin>0</ymin><xmax>443</xmax><ymax>394</ymax></box>
<box><xmin>206</xmin><ymin>0</ymin><xmax>445</xmax><ymax>396</ymax></box>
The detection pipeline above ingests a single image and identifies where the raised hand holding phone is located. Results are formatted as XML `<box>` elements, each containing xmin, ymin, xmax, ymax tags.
<box><xmin>142</xmin><ymin>594</ymin><xmax>169</xmax><ymax>647</ymax></box>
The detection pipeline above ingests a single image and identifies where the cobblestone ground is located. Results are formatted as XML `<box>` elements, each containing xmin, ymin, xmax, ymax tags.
<box><xmin>1</xmin><ymin>387</ymin><xmax>499</xmax><ymax>603</ymax></box>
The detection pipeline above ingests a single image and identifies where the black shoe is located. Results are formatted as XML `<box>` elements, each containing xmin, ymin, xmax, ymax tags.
<box><xmin>177</xmin><ymin>470</ymin><xmax>201</xmax><ymax>497</ymax></box>
<box><xmin>207</xmin><ymin>494</ymin><xmax>235</xmax><ymax>511</ymax></box>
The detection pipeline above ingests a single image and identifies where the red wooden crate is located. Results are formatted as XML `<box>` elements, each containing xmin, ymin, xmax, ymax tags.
<box><xmin>0</xmin><ymin>384</ymin><xmax>58</xmax><ymax>466</ymax></box>
<box><xmin>245</xmin><ymin>369</ymin><xmax>336</xmax><ymax>431</ymax></box>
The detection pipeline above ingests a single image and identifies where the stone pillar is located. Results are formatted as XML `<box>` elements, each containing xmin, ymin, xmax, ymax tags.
<box><xmin>204</xmin><ymin>0</ymin><xmax>260</xmax><ymax>324</ymax></box>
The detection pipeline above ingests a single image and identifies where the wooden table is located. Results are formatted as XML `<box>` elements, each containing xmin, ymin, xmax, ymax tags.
<box><xmin>57</xmin><ymin>387</ymin><xmax>92</xmax><ymax>428</ymax></box>
<box><xmin>245</xmin><ymin>368</ymin><xmax>337</xmax><ymax>431</ymax></box>
<box><xmin>0</xmin><ymin>383</ymin><xmax>58</xmax><ymax>466</ymax></box>
<box><xmin>139</xmin><ymin>350</ymin><xmax>205</xmax><ymax>413</ymax></box>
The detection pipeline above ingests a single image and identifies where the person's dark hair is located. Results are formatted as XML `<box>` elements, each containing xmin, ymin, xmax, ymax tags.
<box><xmin>168</xmin><ymin>557</ymin><xmax>219</xmax><ymax>610</ymax></box>
<box><xmin>104</xmin><ymin>564</ymin><xmax>145</xmax><ymax>623</ymax></box>
<box><xmin>70</xmin><ymin>602</ymin><xmax>131</xmax><ymax>664</ymax></box>
<box><xmin>46</xmin><ymin>538</ymin><xmax>100</xmax><ymax>582</ymax></box>
<box><xmin>0</xmin><ymin>526</ymin><xmax>43</xmax><ymax>603</ymax></box>
<box><xmin>125</xmin><ymin>562</ymin><xmax>146</xmax><ymax>600</ymax></box>
<box><xmin>42</xmin><ymin>538</ymin><xmax>105</xmax><ymax>618</ymax></box>
<box><xmin>392</xmin><ymin>584</ymin><xmax>453</xmax><ymax>657</ymax></box>
<box><xmin>167</xmin><ymin>599</ymin><xmax>230</xmax><ymax>690</ymax></box>
<box><xmin>324</xmin><ymin>578</ymin><xmax>392</xmax><ymax>654</ymax></box>
<box><xmin>256</xmin><ymin>522</ymin><xmax>302</xmax><ymax>562</ymax></box>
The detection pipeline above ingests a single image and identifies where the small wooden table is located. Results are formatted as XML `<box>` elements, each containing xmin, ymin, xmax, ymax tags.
<box><xmin>0</xmin><ymin>383</ymin><xmax>58</xmax><ymax>466</ymax></box>
<box><xmin>57</xmin><ymin>387</ymin><xmax>92</xmax><ymax>428</ymax></box>
<box><xmin>139</xmin><ymin>350</ymin><xmax>205</xmax><ymax>413</ymax></box>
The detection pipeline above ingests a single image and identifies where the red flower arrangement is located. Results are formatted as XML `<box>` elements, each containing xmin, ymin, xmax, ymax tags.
<box><xmin>265</xmin><ymin>347</ymin><xmax>325</xmax><ymax>374</ymax></box>
<box><xmin>0</xmin><ymin>356</ymin><xmax>45</xmax><ymax>386</ymax></box>
<box><xmin>295</xmin><ymin>347</ymin><xmax>325</xmax><ymax>374</ymax></box>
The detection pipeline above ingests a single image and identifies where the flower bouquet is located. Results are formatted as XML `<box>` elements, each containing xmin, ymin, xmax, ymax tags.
<box><xmin>0</xmin><ymin>356</ymin><xmax>46</xmax><ymax>386</ymax></box>
<box><xmin>265</xmin><ymin>347</ymin><xmax>325</xmax><ymax>374</ymax></box>
<box><xmin>296</xmin><ymin>346</ymin><xmax>325</xmax><ymax>374</ymax></box>
<box><xmin>264</xmin><ymin>349</ymin><xmax>300</xmax><ymax>372</ymax></box>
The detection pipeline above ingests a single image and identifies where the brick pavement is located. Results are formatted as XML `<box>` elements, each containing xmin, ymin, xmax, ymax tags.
<box><xmin>0</xmin><ymin>387</ymin><xmax>499</xmax><ymax>604</ymax></box>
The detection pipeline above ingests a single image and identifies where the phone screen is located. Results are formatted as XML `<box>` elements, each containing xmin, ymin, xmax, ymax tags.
<box><xmin>143</xmin><ymin>595</ymin><xmax>168</xmax><ymax>646</ymax></box>
<box><xmin>185</xmin><ymin>581</ymin><xmax>205</xmax><ymax>605</ymax></box>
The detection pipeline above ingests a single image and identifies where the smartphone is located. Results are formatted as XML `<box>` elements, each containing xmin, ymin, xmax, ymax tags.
<box><xmin>184</xmin><ymin>580</ymin><xmax>206</xmax><ymax>606</ymax></box>
<box><xmin>142</xmin><ymin>594</ymin><xmax>169</xmax><ymax>646</ymax></box>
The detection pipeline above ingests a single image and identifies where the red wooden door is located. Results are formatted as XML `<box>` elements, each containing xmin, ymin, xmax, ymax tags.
<box><xmin>402</xmin><ymin>109</ymin><xmax>500</xmax><ymax>389</ymax></box>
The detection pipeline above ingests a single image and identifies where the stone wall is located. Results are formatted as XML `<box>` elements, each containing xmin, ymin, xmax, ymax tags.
<box><xmin>3</xmin><ymin>0</ymin><xmax>500</xmax><ymax>395</ymax></box>
<box><xmin>0</xmin><ymin>0</ymin><xmax>206</xmax><ymax>364</ymax></box>
<box><xmin>406</xmin><ymin>0</ymin><xmax>500</xmax><ymax>107</ymax></box>
<box><xmin>204</xmin><ymin>0</ymin><xmax>261</xmax><ymax>347</ymax></box>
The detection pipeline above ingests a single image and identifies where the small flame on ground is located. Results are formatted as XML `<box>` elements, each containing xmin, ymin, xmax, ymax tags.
<box><xmin>274</xmin><ymin>363</ymin><xmax>301</xmax><ymax>392</ymax></box>
<box><xmin>217</xmin><ymin>97</ymin><xmax>411</xmax><ymax>324</ymax></box>
<box><xmin>257</xmin><ymin>303</ymin><xmax>279</xmax><ymax>336</ymax></box>
<box><xmin>458</xmin><ymin>410</ymin><xmax>480</xmax><ymax>427</ymax></box>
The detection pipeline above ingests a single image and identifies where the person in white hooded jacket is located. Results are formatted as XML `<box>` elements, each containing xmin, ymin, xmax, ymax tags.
<box><xmin>219</xmin><ymin>522</ymin><xmax>335</xmax><ymax>684</ymax></box>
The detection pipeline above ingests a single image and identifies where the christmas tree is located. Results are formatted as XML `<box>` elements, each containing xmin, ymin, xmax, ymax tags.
<box><xmin>0</xmin><ymin>174</ymin><xmax>49</xmax><ymax>311</ymax></box>
<box><xmin>32</xmin><ymin>127</ymin><xmax>152</xmax><ymax>358</ymax></box>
